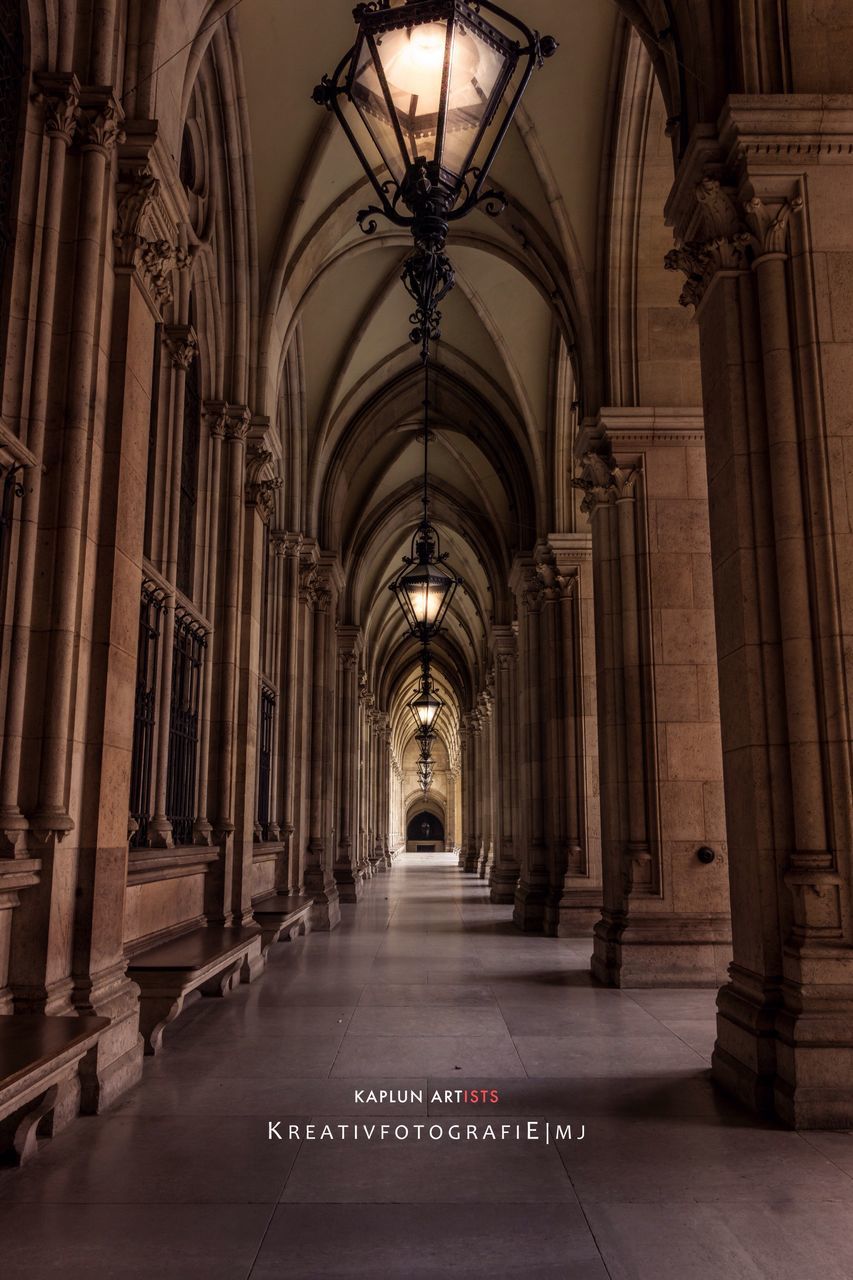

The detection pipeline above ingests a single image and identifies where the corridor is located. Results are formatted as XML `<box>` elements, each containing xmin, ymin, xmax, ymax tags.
<box><xmin>2</xmin><ymin>855</ymin><xmax>853</xmax><ymax>1279</ymax></box>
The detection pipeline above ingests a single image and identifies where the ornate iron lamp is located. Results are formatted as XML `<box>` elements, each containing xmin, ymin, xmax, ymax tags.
<box><xmin>389</xmin><ymin>359</ymin><xmax>462</xmax><ymax>639</ymax></box>
<box><xmin>408</xmin><ymin>646</ymin><xmax>444</xmax><ymax>733</ymax></box>
<box><xmin>314</xmin><ymin>0</ymin><xmax>557</xmax><ymax>359</ymax></box>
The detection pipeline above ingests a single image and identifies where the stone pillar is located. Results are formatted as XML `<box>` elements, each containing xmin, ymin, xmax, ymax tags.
<box><xmin>488</xmin><ymin>628</ymin><xmax>520</xmax><ymax>901</ymax></box>
<box><xmin>541</xmin><ymin>535</ymin><xmax>603</xmax><ymax>936</ymax></box>
<box><xmin>230</xmin><ymin>437</ymin><xmax>282</xmax><ymax>939</ymax></box>
<box><xmin>477</xmin><ymin>690</ymin><xmax>494</xmax><ymax>878</ymax></box>
<box><xmin>461</xmin><ymin>712</ymin><xmax>480</xmax><ymax>873</ymax></box>
<box><xmin>575</xmin><ymin>412</ymin><xmax>730</xmax><ymax>984</ymax></box>
<box><xmin>379</xmin><ymin>714</ymin><xmax>392</xmax><ymax>867</ymax></box>
<box><xmin>0</xmin><ymin>73</ymin><xmax>78</xmax><ymax>852</ymax></box>
<box><xmin>511</xmin><ymin>557</ymin><xmax>549</xmax><ymax>928</ymax></box>
<box><xmin>335</xmin><ymin>626</ymin><xmax>363</xmax><ymax>901</ymax></box>
<box><xmin>290</xmin><ymin>543</ymin><xmax>319</xmax><ymax>892</ymax></box>
<box><xmin>277</xmin><ymin>533</ymin><xmax>303</xmax><ymax>890</ymax></box>
<box><xmin>304</xmin><ymin>559</ymin><xmax>342</xmax><ymax>929</ymax></box>
<box><xmin>357</xmin><ymin>671</ymin><xmax>371</xmax><ymax>878</ymax></box>
<box><xmin>662</xmin><ymin>101</ymin><xmax>853</xmax><ymax>1126</ymax></box>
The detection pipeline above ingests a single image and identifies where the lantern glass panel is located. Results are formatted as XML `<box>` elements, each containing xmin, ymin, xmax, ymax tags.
<box><xmin>401</xmin><ymin>562</ymin><xmax>453</xmax><ymax>631</ymax></box>
<box><xmin>350</xmin><ymin>35</ymin><xmax>409</xmax><ymax>183</ymax></box>
<box><xmin>350</xmin><ymin>8</ymin><xmax>512</xmax><ymax>186</ymax></box>
<box><xmin>440</xmin><ymin>19</ymin><xmax>508</xmax><ymax>179</ymax></box>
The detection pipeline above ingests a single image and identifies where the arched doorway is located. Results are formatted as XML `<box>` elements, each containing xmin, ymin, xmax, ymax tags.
<box><xmin>406</xmin><ymin>803</ymin><xmax>446</xmax><ymax>852</ymax></box>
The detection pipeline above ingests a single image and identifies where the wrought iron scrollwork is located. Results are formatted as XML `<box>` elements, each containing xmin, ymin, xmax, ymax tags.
<box><xmin>401</xmin><ymin>248</ymin><xmax>455</xmax><ymax>363</ymax></box>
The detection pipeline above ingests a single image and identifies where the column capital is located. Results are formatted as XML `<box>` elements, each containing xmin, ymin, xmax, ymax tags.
<box><xmin>162</xmin><ymin>323</ymin><xmax>198</xmax><ymax>370</ymax></box>
<box><xmin>32</xmin><ymin>72</ymin><xmax>81</xmax><ymax>145</ymax></box>
<box><xmin>76</xmin><ymin>87</ymin><xmax>125</xmax><ymax>154</ymax></box>
<box><xmin>572</xmin><ymin>425</ymin><xmax>639</xmax><ymax>515</ymax></box>
<box><xmin>270</xmin><ymin>530</ymin><xmax>303</xmax><ymax>558</ymax></box>
<box><xmin>337</xmin><ymin>624</ymin><xmax>363</xmax><ymax>660</ymax></box>
<box><xmin>245</xmin><ymin>443</ymin><xmax>283</xmax><ymax>522</ymax></box>
<box><xmin>662</xmin><ymin>111</ymin><xmax>817</xmax><ymax>311</ymax></box>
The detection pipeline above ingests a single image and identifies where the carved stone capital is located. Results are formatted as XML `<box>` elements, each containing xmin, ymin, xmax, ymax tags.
<box><xmin>77</xmin><ymin>89</ymin><xmax>125</xmax><ymax>155</ymax></box>
<box><xmin>666</xmin><ymin>175</ymin><xmax>804</xmax><ymax>306</ymax></box>
<box><xmin>163</xmin><ymin>324</ymin><xmax>198</xmax><ymax>371</ymax></box>
<box><xmin>298</xmin><ymin>562</ymin><xmax>317</xmax><ymax>604</ymax></box>
<box><xmin>225</xmin><ymin>405</ymin><xmax>252</xmax><ymax>441</ymax></box>
<box><xmin>32</xmin><ymin>73</ymin><xmax>81</xmax><ymax>145</ymax></box>
<box><xmin>204</xmin><ymin>401</ymin><xmax>229</xmax><ymax>439</ymax></box>
<box><xmin>113</xmin><ymin>166</ymin><xmax>160</xmax><ymax>267</ymax></box>
<box><xmin>271</xmin><ymin>530</ymin><xmax>303</xmax><ymax>558</ymax></box>
<box><xmin>245</xmin><ymin>444</ymin><xmax>283</xmax><ymax>522</ymax></box>
<box><xmin>742</xmin><ymin>194</ymin><xmax>804</xmax><ymax>259</ymax></box>
<box><xmin>572</xmin><ymin>447</ymin><xmax>637</xmax><ymax>514</ymax></box>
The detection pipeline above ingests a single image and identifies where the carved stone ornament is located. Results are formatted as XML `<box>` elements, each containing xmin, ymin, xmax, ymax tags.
<box><xmin>271</xmin><ymin>531</ymin><xmax>303</xmax><ymax>558</ymax></box>
<box><xmin>298</xmin><ymin>562</ymin><xmax>318</xmax><ymax>604</ymax></box>
<box><xmin>245</xmin><ymin>445</ymin><xmax>283</xmax><ymax>522</ymax></box>
<box><xmin>163</xmin><ymin>324</ymin><xmax>198</xmax><ymax>371</ymax></box>
<box><xmin>224</xmin><ymin>405</ymin><xmax>252</xmax><ymax>441</ymax></box>
<box><xmin>203</xmin><ymin>402</ymin><xmax>229</xmax><ymax>439</ymax></box>
<box><xmin>77</xmin><ymin>95</ymin><xmax>125</xmax><ymax>155</ymax></box>
<box><xmin>572</xmin><ymin>448</ymin><xmax>637</xmax><ymax>515</ymax></box>
<box><xmin>113</xmin><ymin>165</ymin><xmax>191</xmax><ymax>308</ymax></box>
<box><xmin>536</xmin><ymin>560</ymin><xmax>574</xmax><ymax>602</ymax></box>
<box><xmin>665</xmin><ymin>175</ymin><xmax>802</xmax><ymax>308</ymax></box>
<box><xmin>32</xmin><ymin>73</ymin><xmax>81</xmax><ymax>146</ymax></box>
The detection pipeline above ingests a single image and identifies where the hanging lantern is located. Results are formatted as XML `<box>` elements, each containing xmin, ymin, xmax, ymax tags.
<box><xmin>408</xmin><ymin>666</ymin><xmax>444</xmax><ymax>733</ymax></box>
<box><xmin>390</xmin><ymin>523</ymin><xmax>460</xmax><ymax>642</ymax></box>
<box><xmin>313</xmin><ymin>1</ymin><xmax>557</xmax><ymax>250</ymax></box>
<box><xmin>416</xmin><ymin>727</ymin><xmax>436</xmax><ymax>758</ymax></box>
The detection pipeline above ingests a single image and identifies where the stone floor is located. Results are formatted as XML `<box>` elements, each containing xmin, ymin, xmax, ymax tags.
<box><xmin>2</xmin><ymin>853</ymin><xmax>853</xmax><ymax>1278</ymax></box>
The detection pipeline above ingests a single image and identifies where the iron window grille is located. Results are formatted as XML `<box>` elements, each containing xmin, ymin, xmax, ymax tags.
<box><xmin>166</xmin><ymin>607</ymin><xmax>207</xmax><ymax>846</ymax></box>
<box><xmin>129</xmin><ymin>579</ymin><xmax>166</xmax><ymax>847</ymax></box>
<box><xmin>257</xmin><ymin>682</ymin><xmax>276</xmax><ymax>840</ymax></box>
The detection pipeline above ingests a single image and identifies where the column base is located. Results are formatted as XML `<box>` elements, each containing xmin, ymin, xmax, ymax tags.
<box><xmin>334</xmin><ymin>868</ymin><xmax>362</xmax><ymax>903</ymax></box>
<box><xmin>462</xmin><ymin>845</ymin><xmax>479</xmax><ymax>873</ymax></box>
<box><xmin>712</xmin><ymin>969</ymin><xmax>853</xmax><ymax>1128</ymax></box>
<box><xmin>489</xmin><ymin>866</ymin><xmax>519</xmax><ymax>905</ymax></box>
<box><xmin>543</xmin><ymin>887</ymin><xmax>601</xmax><ymax>938</ymax></box>
<box><xmin>512</xmin><ymin>878</ymin><xmax>548</xmax><ymax>932</ymax></box>
<box><xmin>72</xmin><ymin>966</ymin><xmax>144</xmax><ymax>1114</ymax></box>
<box><xmin>305</xmin><ymin>869</ymin><xmax>341</xmax><ymax>929</ymax></box>
<box><xmin>591</xmin><ymin>910</ymin><xmax>732</xmax><ymax>987</ymax></box>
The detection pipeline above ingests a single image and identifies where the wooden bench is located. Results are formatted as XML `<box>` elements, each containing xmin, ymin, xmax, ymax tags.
<box><xmin>252</xmin><ymin>893</ymin><xmax>313</xmax><ymax>955</ymax></box>
<box><xmin>127</xmin><ymin>925</ymin><xmax>263</xmax><ymax>1056</ymax></box>
<box><xmin>0</xmin><ymin>1014</ymin><xmax>109</xmax><ymax>1166</ymax></box>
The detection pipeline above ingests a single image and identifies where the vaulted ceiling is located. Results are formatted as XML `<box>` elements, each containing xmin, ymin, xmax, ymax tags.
<box><xmin>233</xmin><ymin>0</ymin><xmax>621</xmax><ymax>748</ymax></box>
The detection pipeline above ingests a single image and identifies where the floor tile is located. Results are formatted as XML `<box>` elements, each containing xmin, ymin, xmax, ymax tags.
<box><xmin>252</xmin><ymin>1202</ymin><xmax>608</xmax><ymax>1278</ymax></box>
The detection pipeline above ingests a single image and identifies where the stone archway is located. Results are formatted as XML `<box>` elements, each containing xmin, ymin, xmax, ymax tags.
<box><xmin>405</xmin><ymin>801</ymin><xmax>446</xmax><ymax>853</ymax></box>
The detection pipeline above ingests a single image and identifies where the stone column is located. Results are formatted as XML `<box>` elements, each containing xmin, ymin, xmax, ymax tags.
<box><xmin>540</xmin><ymin>535</ymin><xmax>604</xmax><ymax>936</ymax></box>
<box><xmin>277</xmin><ymin>533</ymin><xmax>303</xmax><ymax>889</ymax></box>
<box><xmin>230</xmin><ymin>439</ymin><xmax>282</xmax><ymax>937</ymax></box>
<box><xmin>379</xmin><ymin>714</ymin><xmax>393</xmax><ymax>867</ymax></box>
<box><xmin>488</xmin><ymin>627</ymin><xmax>520</xmax><ymax>902</ymax></box>
<box><xmin>357</xmin><ymin>672</ymin><xmax>371</xmax><ymax>878</ymax></box>
<box><xmin>202</xmin><ymin>405</ymin><xmax>250</xmax><ymax>926</ymax></box>
<box><xmin>335</xmin><ymin>626</ymin><xmax>362</xmax><ymax>901</ymax></box>
<box><xmin>511</xmin><ymin>557</ymin><xmax>549</xmax><ymax>928</ymax></box>
<box><xmin>0</xmin><ymin>73</ymin><xmax>78</xmax><ymax>853</ymax></box>
<box><xmin>661</xmin><ymin>102</ymin><xmax>853</xmax><ymax>1126</ymax></box>
<box><xmin>304</xmin><ymin>560</ymin><xmax>341</xmax><ymax>929</ymax></box>
<box><xmin>575</xmin><ymin>413</ymin><xmax>730</xmax><ymax>983</ymax></box>
<box><xmin>477</xmin><ymin>690</ymin><xmax>494</xmax><ymax>878</ymax></box>
<box><xmin>461</xmin><ymin>712</ymin><xmax>480</xmax><ymax>872</ymax></box>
